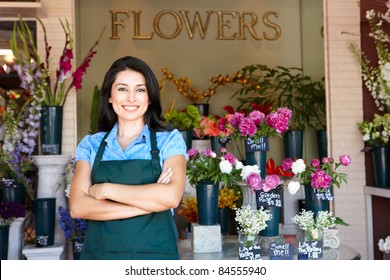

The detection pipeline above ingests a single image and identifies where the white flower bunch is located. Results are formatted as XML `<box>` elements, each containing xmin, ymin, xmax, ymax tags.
<box><xmin>240</xmin><ymin>164</ymin><xmax>260</xmax><ymax>180</ymax></box>
<box><xmin>291</xmin><ymin>210</ymin><xmax>336</xmax><ymax>232</ymax></box>
<box><xmin>378</xmin><ymin>235</ymin><xmax>390</xmax><ymax>252</ymax></box>
<box><xmin>350</xmin><ymin>0</ymin><xmax>390</xmax><ymax>112</ymax></box>
<box><xmin>235</xmin><ymin>204</ymin><xmax>272</xmax><ymax>236</ymax></box>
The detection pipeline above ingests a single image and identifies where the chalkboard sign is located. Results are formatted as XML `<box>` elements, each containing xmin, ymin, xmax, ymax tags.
<box><xmin>309</xmin><ymin>188</ymin><xmax>334</xmax><ymax>201</ymax></box>
<box><xmin>256</xmin><ymin>188</ymin><xmax>283</xmax><ymax>208</ymax></box>
<box><xmin>1</xmin><ymin>178</ymin><xmax>18</xmax><ymax>188</ymax></box>
<box><xmin>269</xmin><ymin>243</ymin><xmax>294</xmax><ymax>260</ymax></box>
<box><xmin>42</xmin><ymin>144</ymin><xmax>60</xmax><ymax>155</ymax></box>
<box><xmin>298</xmin><ymin>240</ymin><xmax>323</xmax><ymax>259</ymax></box>
<box><xmin>245</xmin><ymin>137</ymin><xmax>269</xmax><ymax>152</ymax></box>
<box><xmin>238</xmin><ymin>245</ymin><xmax>262</xmax><ymax>260</ymax></box>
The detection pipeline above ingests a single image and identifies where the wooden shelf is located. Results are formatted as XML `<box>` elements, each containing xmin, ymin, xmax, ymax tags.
<box><xmin>0</xmin><ymin>1</ymin><xmax>42</xmax><ymax>8</ymax></box>
<box><xmin>365</xmin><ymin>186</ymin><xmax>390</xmax><ymax>199</ymax></box>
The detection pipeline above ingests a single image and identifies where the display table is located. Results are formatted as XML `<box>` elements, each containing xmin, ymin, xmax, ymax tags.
<box><xmin>178</xmin><ymin>235</ymin><xmax>361</xmax><ymax>260</ymax></box>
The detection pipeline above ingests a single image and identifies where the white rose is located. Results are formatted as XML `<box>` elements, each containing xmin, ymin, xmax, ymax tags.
<box><xmin>362</xmin><ymin>134</ymin><xmax>370</xmax><ymax>141</ymax></box>
<box><xmin>288</xmin><ymin>181</ymin><xmax>301</xmax><ymax>195</ymax></box>
<box><xmin>240</xmin><ymin>165</ymin><xmax>260</xmax><ymax>180</ymax></box>
<box><xmin>291</xmin><ymin>159</ymin><xmax>306</xmax><ymax>174</ymax></box>
<box><xmin>219</xmin><ymin>160</ymin><xmax>233</xmax><ymax>174</ymax></box>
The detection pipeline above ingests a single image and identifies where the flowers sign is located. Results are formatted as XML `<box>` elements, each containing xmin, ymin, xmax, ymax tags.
<box><xmin>283</xmin><ymin>155</ymin><xmax>352</xmax><ymax>195</ymax></box>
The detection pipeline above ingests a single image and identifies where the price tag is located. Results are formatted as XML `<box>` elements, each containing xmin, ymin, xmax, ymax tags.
<box><xmin>238</xmin><ymin>245</ymin><xmax>262</xmax><ymax>260</ymax></box>
<box><xmin>256</xmin><ymin>189</ymin><xmax>283</xmax><ymax>208</ymax></box>
<box><xmin>298</xmin><ymin>240</ymin><xmax>323</xmax><ymax>259</ymax></box>
<box><xmin>269</xmin><ymin>243</ymin><xmax>294</xmax><ymax>260</ymax></box>
<box><xmin>245</xmin><ymin>137</ymin><xmax>269</xmax><ymax>151</ymax></box>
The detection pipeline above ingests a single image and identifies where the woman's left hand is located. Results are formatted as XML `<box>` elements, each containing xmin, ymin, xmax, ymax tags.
<box><xmin>157</xmin><ymin>167</ymin><xmax>173</xmax><ymax>184</ymax></box>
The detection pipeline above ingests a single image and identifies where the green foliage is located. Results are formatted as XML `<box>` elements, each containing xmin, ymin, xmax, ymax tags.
<box><xmin>232</xmin><ymin>64</ymin><xmax>326</xmax><ymax>131</ymax></box>
<box><xmin>89</xmin><ymin>85</ymin><xmax>100</xmax><ymax>134</ymax></box>
<box><xmin>163</xmin><ymin>104</ymin><xmax>202</xmax><ymax>131</ymax></box>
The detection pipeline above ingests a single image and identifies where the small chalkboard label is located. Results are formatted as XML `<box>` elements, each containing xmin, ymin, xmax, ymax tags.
<box><xmin>298</xmin><ymin>240</ymin><xmax>323</xmax><ymax>259</ymax></box>
<box><xmin>73</xmin><ymin>241</ymin><xmax>84</xmax><ymax>253</ymax></box>
<box><xmin>1</xmin><ymin>178</ymin><xmax>17</xmax><ymax>188</ymax></box>
<box><xmin>269</xmin><ymin>243</ymin><xmax>294</xmax><ymax>260</ymax></box>
<box><xmin>256</xmin><ymin>189</ymin><xmax>283</xmax><ymax>208</ymax></box>
<box><xmin>41</xmin><ymin>144</ymin><xmax>60</xmax><ymax>155</ymax></box>
<box><xmin>36</xmin><ymin>235</ymin><xmax>50</xmax><ymax>247</ymax></box>
<box><xmin>238</xmin><ymin>245</ymin><xmax>262</xmax><ymax>260</ymax></box>
<box><xmin>245</xmin><ymin>137</ymin><xmax>269</xmax><ymax>152</ymax></box>
<box><xmin>310</xmin><ymin>188</ymin><xmax>334</xmax><ymax>201</ymax></box>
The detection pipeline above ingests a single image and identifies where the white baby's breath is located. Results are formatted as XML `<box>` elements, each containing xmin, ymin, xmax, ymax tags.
<box><xmin>235</xmin><ymin>204</ymin><xmax>272</xmax><ymax>236</ymax></box>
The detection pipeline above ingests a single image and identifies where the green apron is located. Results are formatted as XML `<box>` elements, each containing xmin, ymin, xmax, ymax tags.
<box><xmin>80</xmin><ymin>130</ymin><xmax>179</xmax><ymax>260</ymax></box>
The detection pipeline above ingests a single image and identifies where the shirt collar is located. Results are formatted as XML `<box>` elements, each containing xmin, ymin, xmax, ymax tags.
<box><xmin>105</xmin><ymin>122</ymin><xmax>150</xmax><ymax>147</ymax></box>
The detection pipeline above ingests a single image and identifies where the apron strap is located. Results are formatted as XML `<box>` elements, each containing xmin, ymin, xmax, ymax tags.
<box><xmin>91</xmin><ymin>132</ymin><xmax>110</xmax><ymax>177</ymax></box>
<box><xmin>149</xmin><ymin>130</ymin><xmax>161</xmax><ymax>176</ymax></box>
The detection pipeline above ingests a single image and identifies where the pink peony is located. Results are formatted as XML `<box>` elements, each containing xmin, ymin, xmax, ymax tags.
<box><xmin>339</xmin><ymin>155</ymin><xmax>351</xmax><ymax>166</ymax></box>
<box><xmin>310</xmin><ymin>170</ymin><xmax>333</xmax><ymax>189</ymax></box>
<box><xmin>262</xmin><ymin>175</ymin><xmax>281</xmax><ymax>192</ymax></box>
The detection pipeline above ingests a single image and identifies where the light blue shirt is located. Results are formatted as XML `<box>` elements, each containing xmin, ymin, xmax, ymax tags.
<box><xmin>75</xmin><ymin>123</ymin><xmax>187</xmax><ymax>168</ymax></box>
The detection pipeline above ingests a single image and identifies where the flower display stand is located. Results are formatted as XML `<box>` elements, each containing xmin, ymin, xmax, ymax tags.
<box><xmin>191</xmin><ymin>223</ymin><xmax>222</xmax><ymax>253</ymax></box>
<box><xmin>22</xmin><ymin>244</ymin><xmax>64</xmax><ymax>260</ymax></box>
<box><xmin>323</xmin><ymin>228</ymin><xmax>340</xmax><ymax>249</ymax></box>
<box><xmin>282</xmin><ymin>180</ymin><xmax>304</xmax><ymax>235</ymax></box>
<box><xmin>7</xmin><ymin>217</ymin><xmax>26</xmax><ymax>260</ymax></box>
<box><xmin>32</xmin><ymin>154</ymin><xmax>71</xmax><ymax>249</ymax></box>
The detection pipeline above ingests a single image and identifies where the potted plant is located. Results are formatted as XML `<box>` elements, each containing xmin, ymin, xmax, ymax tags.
<box><xmin>0</xmin><ymin>202</ymin><xmax>25</xmax><ymax>260</ymax></box>
<box><xmin>186</xmin><ymin>147</ymin><xmax>258</xmax><ymax>225</ymax></box>
<box><xmin>357</xmin><ymin>113</ymin><xmax>390</xmax><ymax>187</ymax></box>
<box><xmin>11</xmin><ymin>16</ymin><xmax>104</xmax><ymax>155</ymax></box>
<box><xmin>0</xmin><ymin>88</ymin><xmax>38</xmax><ymax>201</ymax></box>
<box><xmin>282</xmin><ymin>154</ymin><xmax>351</xmax><ymax>217</ymax></box>
<box><xmin>378</xmin><ymin>235</ymin><xmax>390</xmax><ymax>260</ymax></box>
<box><xmin>58</xmin><ymin>206</ymin><xmax>88</xmax><ymax>260</ymax></box>
<box><xmin>163</xmin><ymin>104</ymin><xmax>202</xmax><ymax>150</ymax></box>
<box><xmin>234</xmin><ymin>204</ymin><xmax>271</xmax><ymax>247</ymax></box>
<box><xmin>231</xmin><ymin>64</ymin><xmax>324</xmax><ymax>159</ymax></box>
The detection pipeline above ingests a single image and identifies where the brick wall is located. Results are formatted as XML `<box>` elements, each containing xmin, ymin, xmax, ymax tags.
<box><xmin>324</xmin><ymin>0</ymin><xmax>367</xmax><ymax>259</ymax></box>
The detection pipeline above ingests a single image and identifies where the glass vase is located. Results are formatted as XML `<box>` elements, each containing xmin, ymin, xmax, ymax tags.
<box><xmin>304</xmin><ymin>228</ymin><xmax>323</xmax><ymax>241</ymax></box>
<box><xmin>383</xmin><ymin>251</ymin><xmax>390</xmax><ymax>260</ymax></box>
<box><xmin>238</xmin><ymin>232</ymin><xmax>260</xmax><ymax>247</ymax></box>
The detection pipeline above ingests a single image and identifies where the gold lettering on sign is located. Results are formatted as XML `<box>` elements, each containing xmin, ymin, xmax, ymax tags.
<box><xmin>132</xmin><ymin>11</ymin><xmax>154</xmax><ymax>39</ymax></box>
<box><xmin>263</xmin><ymin>11</ymin><xmax>281</xmax><ymax>41</ymax></box>
<box><xmin>216</xmin><ymin>12</ymin><xmax>237</xmax><ymax>40</ymax></box>
<box><xmin>238</xmin><ymin>12</ymin><xmax>262</xmax><ymax>40</ymax></box>
<box><xmin>110</xmin><ymin>10</ymin><xmax>130</xmax><ymax>40</ymax></box>
<box><xmin>108</xmin><ymin>9</ymin><xmax>282</xmax><ymax>41</ymax></box>
<box><xmin>180</xmin><ymin>10</ymin><xmax>213</xmax><ymax>39</ymax></box>
<box><xmin>154</xmin><ymin>10</ymin><xmax>182</xmax><ymax>39</ymax></box>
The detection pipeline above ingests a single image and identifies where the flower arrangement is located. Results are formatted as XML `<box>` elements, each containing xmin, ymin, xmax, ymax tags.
<box><xmin>0</xmin><ymin>88</ymin><xmax>40</xmax><ymax>199</ymax></box>
<box><xmin>225</xmin><ymin>103</ymin><xmax>292</xmax><ymax>142</ymax></box>
<box><xmin>357</xmin><ymin>113</ymin><xmax>390</xmax><ymax>149</ymax></box>
<box><xmin>235</xmin><ymin>204</ymin><xmax>272</xmax><ymax>236</ymax></box>
<box><xmin>11</xmin><ymin>16</ymin><xmax>105</xmax><ymax>106</ymax></box>
<box><xmin>177</xmin><ymin>196</ymin><xmax>198</xmax><ymax>223</ymax></box>
<box><xmin>58</xmin><ymin>206</ymin><xmax>87</xmax><ymax>242</ymax></box>
<box><xmin>0</xmin><ymin>202</ymin><xmax>25</xmax><ymax>227</ymax></box>
<box><xmin>282</xmin><ymin>155</ymin><xmax>352</xmax><ymax>194</ymax></box>
<box><xmin>349</xmin><ymin>1</ymin><xmax>390</xmax><ymax>112</ymax></box>
<box><xmin>186</xmin><ymin>147</ymin><xmax>243</xmax><ymax>187</ymax></box>
<box><xmin>195</xmin><ymin>114</ymin><xmax>235</xmax><ymax>139</ymax></box>
<box><xmin>230</xmin><ymin>64</ymin><xmax>323</xmax><ymax>131</ymax></box>
<box><xmin>378</xmin><ymin>235</ymin><xmax>390</xmax><ymax>253</ymax></box>
<box><xmin>162</xmin><ymin>104</ymin><xmax>202</xmax><ymax>131</ymax></box>
<box><xmin>291</xmin><ymin>210</ymin><xmax>348</xmax><ymax>241</ymax></box>
<box><xmin>160</xmin><ymin>67</ymin><xmax>259</xmax><ymax>104</ymax></box>
<box><xmin>218</xmin><ymin>186</ymin><xmax>241</xmax><ymax>209</ymax></box>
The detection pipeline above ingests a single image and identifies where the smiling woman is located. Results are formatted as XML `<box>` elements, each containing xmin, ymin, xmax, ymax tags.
<box><xmin>69</xmin><ymin>56</ymin><xmax>187</xmax><ymax>260</ymax></box>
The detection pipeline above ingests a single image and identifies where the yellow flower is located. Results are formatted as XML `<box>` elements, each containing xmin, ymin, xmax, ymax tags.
<box><xmin>178</xmin><ymin>196</ymin><xmax>198</xmax><ymax>223</ymax></box>
<box><xmin>218</xmin><ymin>186</ymin><xmax>241</xmax><ymax>210</ymax></box>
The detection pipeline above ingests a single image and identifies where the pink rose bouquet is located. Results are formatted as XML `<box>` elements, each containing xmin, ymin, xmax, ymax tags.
<box><xmin>282</xmin><ymin>155</ymin><xmax>352</xmax><ymax>194</ymax></box>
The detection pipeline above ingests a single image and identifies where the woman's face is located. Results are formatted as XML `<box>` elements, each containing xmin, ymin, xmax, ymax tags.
<box><xmin>109</xmin><ymin>69</ymin><xmax>149</xmax><ymax>123</ymax></box>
